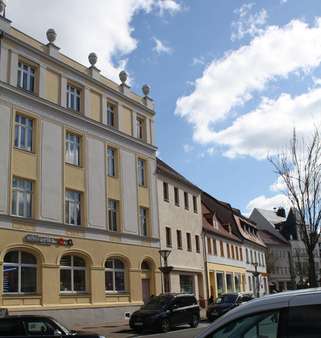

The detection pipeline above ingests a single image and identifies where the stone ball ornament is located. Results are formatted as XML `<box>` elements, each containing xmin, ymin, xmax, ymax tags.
<box><xmin>119</xmin><ymin>70</ymin><xmax>128</xmax><ymax>85</ymax></box>
<box><xmin>142</xmin><ymin>84</ymin><xmax>150</xmax><ymax>97</ymax></box>
<box><xmin>88</xmin><ymin>52</ymin><xmax>98</xmax><ymax>67</ymax></box>
<box><xmin>46</xmin><ymin>28</ymin><xmax>57</xmax><ymax>44</ymax></box>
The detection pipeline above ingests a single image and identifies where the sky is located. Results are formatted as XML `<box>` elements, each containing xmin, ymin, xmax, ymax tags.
<box><xmin>6</xmin><ymin>0</ymin><xmax>321</xmax><ymax>215</ymax></box>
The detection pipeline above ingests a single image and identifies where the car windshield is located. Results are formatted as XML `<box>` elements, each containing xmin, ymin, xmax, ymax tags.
<box><xmin>51</xmin><ymin>319</ymin><xmax>70</xmax><ymax>335</ymax></box>
<box><xmin>215</xmin><ymin>294</ymin><xmax>238</xmax><ymax>304</ymax></box>
<box><xmin>143</xmin><ymin>295</ymin><xmax>173</xmax><ymax>310</ymax></box>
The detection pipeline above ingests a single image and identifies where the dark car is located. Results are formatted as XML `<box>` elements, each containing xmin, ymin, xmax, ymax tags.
<box><xmin>129</xmin><ymin>293</ymin><xmax>200</xmax><ymax>333</ymax></box>
<box><xmin>207</xmin><ymin>292</ymin><xmax>254</xmax><ymax>321</ymax></box>
<box><xmin>0</xmin><ymin>314</ymin><xmax>103</xmax><ymax>337</ymax></box>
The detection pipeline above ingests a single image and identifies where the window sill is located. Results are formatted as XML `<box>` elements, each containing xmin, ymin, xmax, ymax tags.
<box><xmin>164</xmin><ymin>199</ymin><xmax>169</xmax><ymax>203</ymax></box>
<box><xmin>106</xmin><ymin>292</ymin><xmax>129</xmax><ymax>296</ymax></box>
<box><xmin>14</xmin><ymin>147</ymin><xmax>35</xmax><ymax>155</ymax></box>
<box><xmin>60</xmin><ymin>293</ymin><xmax>90</xmax><ymax>297</ymax></box>
<box><xmin>175</xmin><ymin>203</ymin><xmax>180</xmax><ymax>207</ymax></box>
<box><xmin>3</xmin><ymin>293</ymin><xmax>40</xmax><ymax>298</ymax></box>
<box><xmin>65</xmin><ymin>162</ymin><xmax>82</xmax><ymax>169</ymax></box>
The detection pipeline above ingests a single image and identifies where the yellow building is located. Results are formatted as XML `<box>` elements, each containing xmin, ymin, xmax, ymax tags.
<box><xmin>0</xmin><ymin>8</ymin><xmax>161</xmax><ymax>326</ymax></box>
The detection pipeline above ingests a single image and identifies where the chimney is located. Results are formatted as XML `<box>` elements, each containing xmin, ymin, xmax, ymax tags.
<box><xmin>276</xmin><ymin>207</ymin><xmax>286</xmax><ymax>218</ymax></box>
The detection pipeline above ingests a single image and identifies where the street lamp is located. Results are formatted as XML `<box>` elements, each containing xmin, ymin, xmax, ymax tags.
<box><xmin>159</xmin><ymin>250</ymin><xmax>173</xmax><ymax>293</ymax></box>
<box><xmin>252</xmin><ymin>262</ymin><xmax>260</xmax><ymax>298</ymax></box>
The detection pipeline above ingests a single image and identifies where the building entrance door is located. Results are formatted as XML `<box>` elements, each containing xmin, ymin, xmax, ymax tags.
<box><xmin>142</xmin><ymin>278</ymin><xmax>151</xmax><ymax>304</ymax></box>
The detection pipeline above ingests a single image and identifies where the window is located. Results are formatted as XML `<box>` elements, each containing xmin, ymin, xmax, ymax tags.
<box><xmin>235</xmin><ymin>274</ymin><xmax>241</xmax><ymax>292</ymax></box>
<box><xmin>24</xmin><ymin>319</ymin><xmax>57</xmax><ymax>336</ymax></box>
<box><xmin>12</xmin><ymin>177</ymin><xmax>33</xmax><ymax>218</ymax></box>
<box><xmin>65</xmin><ymin>190</ymin><xmax>81</xmax><ymax>226</ymax></box>
<box><xmin>15</xmin><ymin>114</ymin><xmax>33</xmax><ymax>152</ymax></box>
<box><xmin>139</xmin><ymin>207</ymin><xmax>148</xmax><ymax>237</ymax></box>
<box><xmin>240</xmin><ymin>247</ymin><xmax>243</xmax><ymax>261</ymax></box>
<box><xmin>60</xmin><ymin>255</ymin><xmax>86</xmax><ymax>293</ymax></box>
<box><xmin>136</xmin><ymin>116</ymin><xmax>145</xmax><ymax>140</ymax></box>
<box><xmin>65</xmin><ymin>132</ymin><xmax>81</xmax><ymax>166</ymax></box>
<box><xmin>180</xmin><ymin>275</ymin><xmax>194</xmax><ymax>294</ymax></box>
<box><xmin>105</xmin><ymin>258</ymin><xmax>126</xmax><ymax>292</ymax></box>
<box><xmin>107</xmin><ymin>102</ymin><xmax>117</xmax><ymax>127</ymax></box>
<box><xmin>246</xmin><ymin>248</ymin><xmax>249</xmax><ymax>263</ymax></box>
<box><xmin>216</xmin><ymin>272</ymin><xmax>224</xmax><ymax>297</ymax></box>
<box><xmin>220</xmin><ymin>241</ymin><xmax>224</xmax><ymax>257</ymax></box>
<box><xmin>3</xmin><ymin>251</ymin><xmax>37</xmax><ymax>293</ymax></box>
<box><xmin>174</xmin><ymin>187</ymin><xmax>180</xmax><ymax>206</ymax></box>
<box><xmin>107</xmin><ymin>147</ymin><xmax>117</xmax><ymax>177</ymax></box>
<box><xmin>0</xmin><ymin>318</ymin><xmax>25</xmax><ymax>336</ymax></box>
<box><xmin>195</xmin><ymin>235</ymin><xmax>200</xmax><ymax>253</ymax></box>
<box><xmin>236</xmin><ymin>247</ymin><xmax>239</xmax><ymax>260</ymax></box>
<box><xmin>163</xmin><ymin>182</ymin><xmax>169</xmax><ymax>201</ymax></box>
<box><xmin>207</xmin><ymin>237</ymin><xmax>212</xmax><ymax>255</ymax></box>
<box><xmin>166</xmin><ymin>227</ymin><xmax>172</xmax><ymax>247</ymax></box>
<box><xmin>208</xmin><ymin>310</ymin><xmax>280</xmax><ymax>338</ymax></box>
<box><xmin>226</xmin><ymin>273</ymin><xmax>233</xmax><ymax>292</ymax></box>
<box><xmin>137</xmin><ymin>159</ymin><xmax>146</xmax><ymax>186</ymax></box>
<box><xmin>108</xmin><ymin>199</ymin><xmax>118</xmax><ymax>232</ymax></box>
<box><xmin>193</xmin><ymin>196</ymin><xmax>198</xmax><ymax>213</ymax></box>
<box><xmin>227</xmin><ymin>243</ymin><xmax>231</xmax><ymax>258</ymax></box>
<box><xmin>17</xmin><ymin>61</ymin><xmax>35</xmax><ymax>92</ymax></box>
<box><xmin>213</xmin><ymin>239</ymin><xmax>217</xmax><ymax>255</ymax></box>
<box><xmin>184</xmin><ymin>192</ymin><xmax>189</xmax><ymax>210</ymax></box>
<box><xmin>187</xmin><ymin>233</ymin><xmax>192</xmax><ymax>251</ymax></box>
<box><xmin>177</xmin><ymin>230</ymin><xmax>182</xmax><ymax>249</ymax></box>
<box><xmin>66</xmin><ymin>84</ymin><xmax>81</xmax><ymax>112</ymax></box>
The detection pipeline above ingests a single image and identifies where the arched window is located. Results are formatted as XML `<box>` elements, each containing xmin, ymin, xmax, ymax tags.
<box><xmin>3</xmin><ymin>250</ymin><xmax>37</xmax><ymax>293</ymax></box>
<box><xmin>105</xmin><ymin>258</ymin><xmax>125</xmax><ymax>292</ymax></box>
<box><xmin>141</xmin><ymin>261</ymin><xmax>150</xmax><ymax>271</ymax></box>
<box><xmin>60</xmin><ymin>255</ymin><xmax>86</xmax><ymax>293</ymax></box>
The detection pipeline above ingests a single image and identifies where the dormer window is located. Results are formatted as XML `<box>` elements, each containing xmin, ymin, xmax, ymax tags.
<box><xmin>17</xmin><ymin>61</ymin><xmax>35</xmax><ymax>93</ymax></box>
<box><xmin>67</xmin><ymin>84</ymin><xmax>81</xmax><ymax>112</ymax></box>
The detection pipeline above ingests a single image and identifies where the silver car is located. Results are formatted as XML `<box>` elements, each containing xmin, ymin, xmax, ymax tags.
<box><xmin>197</xmin><ymin>288</ymin><xmax>321</xmax><ymax>338</ymax></box>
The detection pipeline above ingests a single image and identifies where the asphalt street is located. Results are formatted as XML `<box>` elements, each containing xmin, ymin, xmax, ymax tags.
<box><xmin>79</xmin><ymin>322</ymin><xmax>210</xmax><ymax>338</ymax></box>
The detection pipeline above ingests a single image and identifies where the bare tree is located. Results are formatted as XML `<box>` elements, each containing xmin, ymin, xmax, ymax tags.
<box><xmin>269</xmin><ymin>129</ymin><xmax>321</xmax><ymax>287</ymax></box>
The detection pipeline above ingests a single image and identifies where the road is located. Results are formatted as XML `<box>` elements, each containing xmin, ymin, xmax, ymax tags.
<box><xmin>79</xmin><ymin>322</ymin><xmax>210</xmax><ymax>338</ymax></box>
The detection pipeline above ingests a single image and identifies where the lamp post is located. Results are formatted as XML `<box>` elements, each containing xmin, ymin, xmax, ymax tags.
<box><xmin>159</xmin><ymin>249</ymin><xmax>173</xmax><ymax>293</ymax></box>
<box><xmin>252</xmin><ymin>262</ymin><xmax>260</xmax><ymax>298</ymax></box>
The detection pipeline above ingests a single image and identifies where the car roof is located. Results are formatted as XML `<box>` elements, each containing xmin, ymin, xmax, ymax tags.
<box><xmin>1</xmin><ymin>315</ymin><xmax>56</xmax><ymax>320</ymax></box>
<box><xmin>159</xmin><ymin>293</ymin><xmax>196</xmax><ymax>298</ymax></box>
<box><xmin>198</xmin><ymin>288</ymin><xmax>321</xmax><ymax>338</ymax></box>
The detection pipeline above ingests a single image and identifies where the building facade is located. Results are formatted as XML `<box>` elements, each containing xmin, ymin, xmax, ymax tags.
<box><xmin>0</xmin><ymin>12</ymin><xmax>161</xmax><ymax>326</ymax></box>
<box><xmin>156</xmin><ymin>159</ymin><xmax>206</xmax><ymax>303</ymax></box>
<box><xmin>202</xmin><ymin>192</ymin><xmax>268</xmax><ymax>298</ymax></box>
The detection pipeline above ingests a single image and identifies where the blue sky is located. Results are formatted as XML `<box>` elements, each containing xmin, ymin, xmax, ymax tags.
<box><xmin>8</xmin><ymin>0</ymin><xmax>321</xmax><ymax>213</ymax></box>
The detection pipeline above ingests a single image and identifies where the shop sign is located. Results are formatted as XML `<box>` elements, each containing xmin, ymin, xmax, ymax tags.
<box><xmin>23</xmin><ymin>234</ymin><xmax>73</xmax><ymax>247</ymax></box>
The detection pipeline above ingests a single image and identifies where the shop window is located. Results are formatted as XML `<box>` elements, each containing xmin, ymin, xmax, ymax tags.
<box><xmin>15</xmin><ymin>114</ymin><xmax>33</xmax><ymax>152</ymax></box>
<box><xmin>105</xmin><ymin>258</ymin><xmax>126</xmax><ymax>293</ymax></box>
<box><xmin>12</xmin><ymin>177</ymin><xmax>33</xmax><ymax>218</ymax></box>
<box><xmin>226</xmin><ymin>273</ymin><xmax>233</xmax><ymax>292</ymax></box>
<box><xmin>17</xmin><ymin>61</ymin><xmax>35</xmax><ymax>93</ymax></box>
<box><xmin>180</xmin><ymin>275</ymin><xmax>194</xmax><ymax>294</ymax></box>
<box><xmin>60</xmin><ymin>255</ymin><xmax>86</xmax><ymax>293</ymax></box>
<box><xmin>3</xmin><ymin>251</ymin><xmax>37</xmax><ymax>294</ymax></box>
<box><xmin>216</xmin><ymin>272</ymin><xmax>224</xmax><ymax>297</ymax></box>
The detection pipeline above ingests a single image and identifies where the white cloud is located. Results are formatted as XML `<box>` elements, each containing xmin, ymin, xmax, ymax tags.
<box><xmin>192</xmin><ymin>57</ymin><xmax>206</xmax><ymax>66</ymax></box>
<box><xmin>183</xmin><ymin>144</ymin><xmax>194</xmax><ymax>153</ymax></box>
<box><xmin>213</xmin><ymin>88</ymin><xmax>321</xmax><ymax>159</ymax></box>
<box><xmin>246</xmin><ymin>194</ymin><xmax>290</xmax><ymax>214</ymax></box>
<box><xmin>231</xmin><ymin>3</ymin><xmax>268</xmax><ymax>41</ymax></box>
<box><xmin>176</xmin><ymin>18</ymin><xmax>321</xmax><ymax>148</ymax></box>
<box><xmin>6</xmin><ymin>0</ymin><xmax>179</xmax><ymax>83</ymax></box>
<box><xmin>157</xmin><ymin>0</ymin><xmax>181</xmax><ymax>15</ymax></box>
<box><xmin>270</xmin><ymin>176</ymin><xmax>287</xmax><ymax>192</ymax></box>
<box><xmin>280</xmin><ymin>0</ymin><xmax>288</xmax><ymax>4</ymax></box>
<box><xmin>153</xmin><ymin>37</ymin><xmax>172</xmax><ymax>54</ymax></box>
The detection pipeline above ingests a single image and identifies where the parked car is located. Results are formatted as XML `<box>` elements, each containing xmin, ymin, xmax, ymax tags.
<box><xmin>129</xmin><ymin>293</ymin><xmax>200</xmax><ymax>333</ymax></box>
<box><xmin>0</xmin><ymin>314</ymin><xmax>104</xmax><ymax>337</ymax></box>
<box><xmin>206</xmin><ymin>292</ymin><xmax>254</xmax><ymax>321</ymax></box>
<box><xmin>197</xmin><ymin>288</ymin><xmax>321</xmax><ymax>338</ymax></box>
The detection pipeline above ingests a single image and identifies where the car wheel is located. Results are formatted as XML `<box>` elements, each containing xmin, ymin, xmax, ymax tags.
<box><xmin>161</xmin><ymin>318</ymin><xmax>170</xmax><ymax>333</ymax></box>
<box><xmin>190</xmin><ymin>314</ymin><xmax>199</xmax><ymax>328</ymax></box>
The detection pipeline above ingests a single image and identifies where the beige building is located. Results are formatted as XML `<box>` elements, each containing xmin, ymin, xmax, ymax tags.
<box><xmin>156</xmin><ymin>159</ymin><xmax>206</xmax><ymax>303</ymax></box>
<box><xmin>0</xmin><ymin>9</ymin><xmax>161</xmax><ymax>326</ymax></box>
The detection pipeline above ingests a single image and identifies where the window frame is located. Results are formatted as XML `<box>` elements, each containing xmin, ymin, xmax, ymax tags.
<box><xmin>193</xmin><ymin>195</ymin><xmax>198</xmax><ymax>213</ymax></box>
<box><xmin>11</xmin><ymin>177</ymin><xmax>33</xmax><ymax>218</ymax></box>
<box><xmin>65</xmin><ymin>131</ymin><xmax>81</xmax><ymax>167</ymax></box>
<box><xmin>139</xmin><ymin>207</ymin><xmax>148</xmax><ymax>237</ymax></box>
<box><xmin>174</xmin><ymin>187</ymin><xmax>180</xmax><ymax>206</ymax></box>
<box><xmin>65</xmin><ymin>190</ymin><xmax>81</xmax><ymax>226</ymax></box>
<box><xmin>184</xmin><ymin>192</ymin><xmax>189</xmax><ymax>210</ymax></box>
<box><xmin>186</xmin><ymin>232</ymin><xmax>192</xmax><ymax>252</ymax></box>
<box><xmin>17</xmin><ymin>60</ymin><xmax>36</xmax><ymax>93</ymax></box>
<box><xmin>60</xmin><ymin>255</ymin><xmax>86</xmax><ymax>294</ymax></box>
<box><xmin>195</xmin><ymin>235</ymin><xmax>200</xmax><ymax>253</ymax></box>
<box><xmin>105</xmin><ymin>258</ymin><xmax>126</xmax><ymax>293</ymax></box>
<box><xmin>107</xmin><ymin>147</ymin><xmax>117</xmax><ymax>177</ymax></box>
<box><xmin>106</xmin><ymin>101</ymin><xmax>117</xmax><ymax>128</ymax></box>
<box><xmin>136</xmin><ymin>115</ymin><xmax>145</xmax><ymax>140</ymax></box>
<box><xmin>177</xmin><ymin>230</ymin><xmax>182</xmax><ymax>250</ymax></box>
<box><xmin>66</xmin><ymin>83</ymin><xmax>82</xmax><ymax>112</ymax></box>
<box><xmin>108</xmin><ymin>199</ymin><xmax>118</xmax><ymax>232</ymax></box>
<box><xmin>163</xmin><ymin>182</ymin><xmax>169</xmax><ymax>202</ymax></box>
<box><xmin>14</xmin><ymin>113</ymin><xmax>34</xmax><ymax>152</ymax></box>
<box><xmin>137</xmin><ymin>158</ymin><xmax>146</xmax><ymax>187</ymax></box>
<box><xmin>166</xmin><ymin>227</ymin><xmax>172</xmax><ymax>248</ymax></box>
<box><xmin>3</xmin><ymin>250</ymin><xmax>37</xmax><ymax>294</ymax></box>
